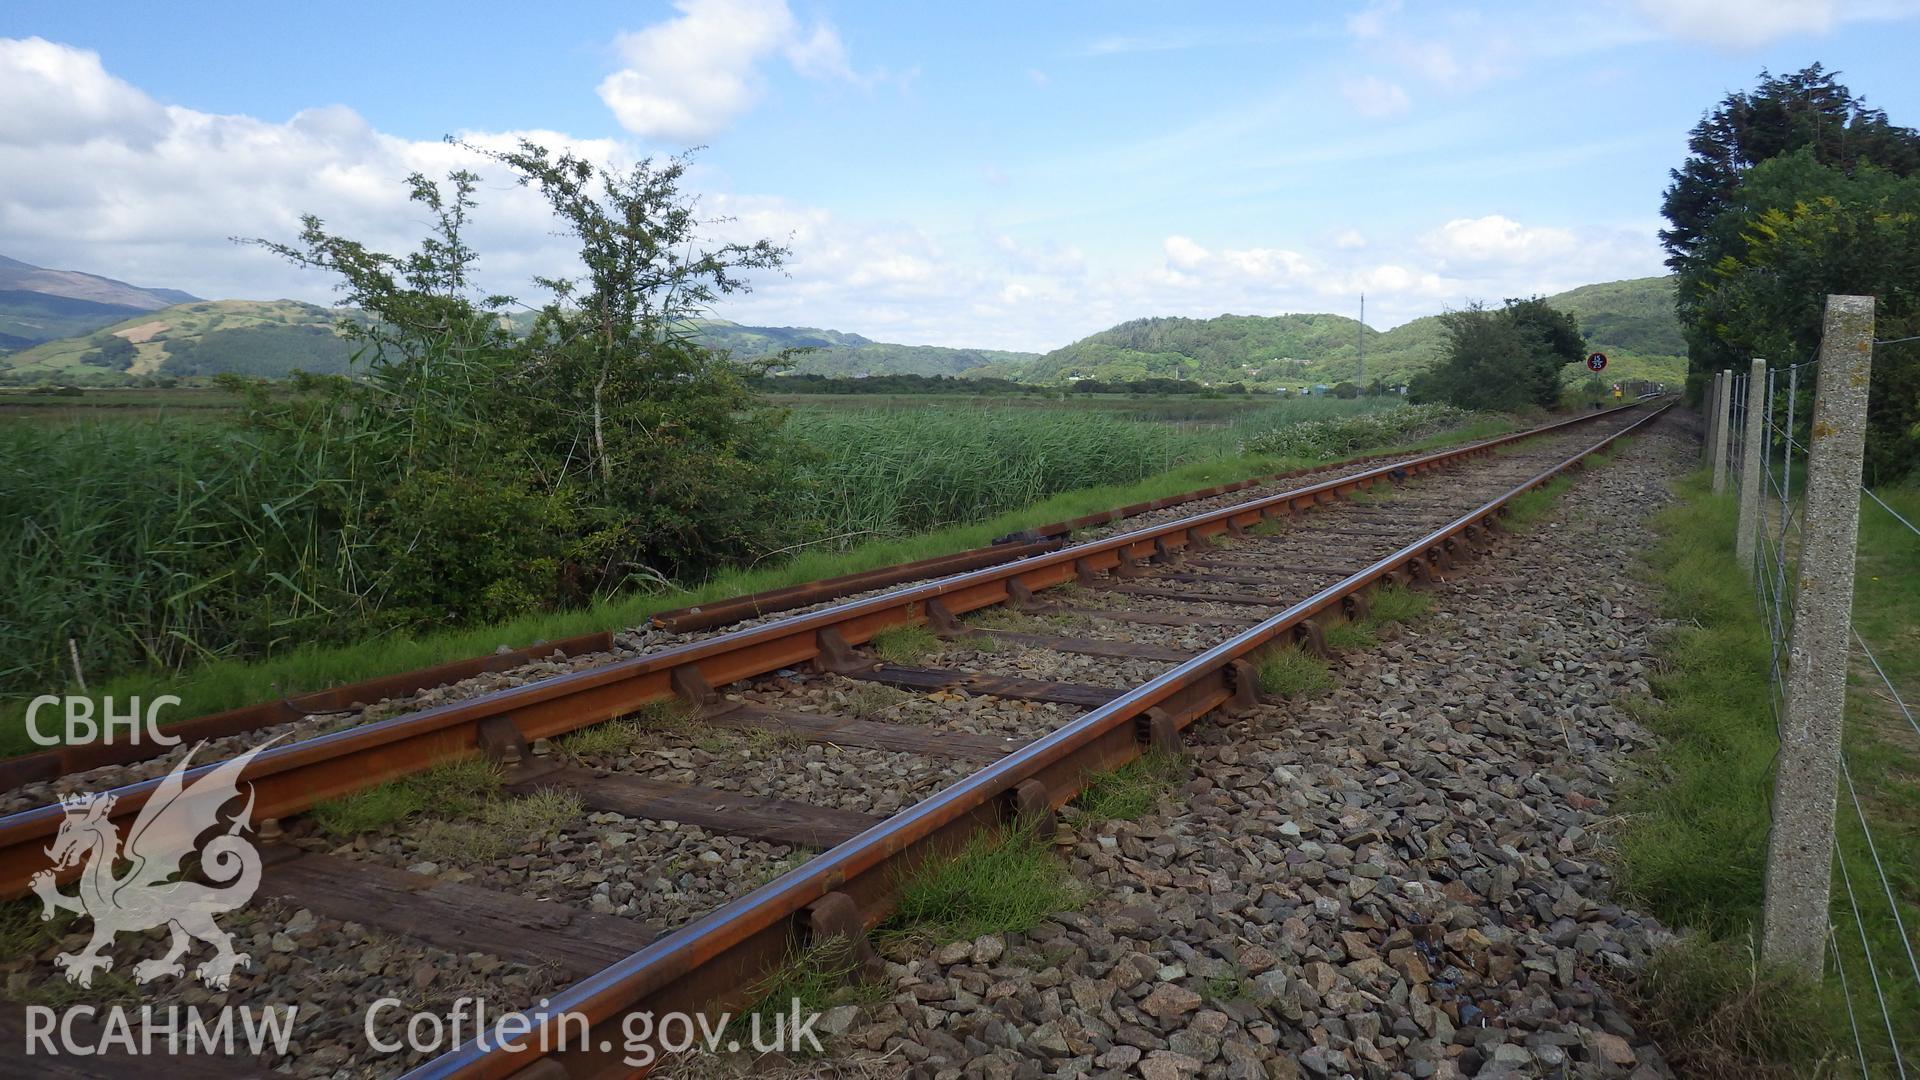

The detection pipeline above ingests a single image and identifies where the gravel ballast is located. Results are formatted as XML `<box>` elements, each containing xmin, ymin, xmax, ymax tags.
<box><xmin>809</xmin><ymin>418</ymin><xmax>1692</xmax><ymax>1080</ymax></box>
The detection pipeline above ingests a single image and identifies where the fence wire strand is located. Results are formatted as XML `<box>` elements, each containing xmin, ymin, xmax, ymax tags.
<box><xmin>1832</xmin><ymin>927</ymin><xmax>1873</xmax><ymax>1080</ymax></box>
<box><xmin>1839</xmin><ymin>753</ymin><xmax>1920</xmax><ymax>989</ymax></box>
<box><xmin>1835</xmin><ymin>844</ymin><xmax>1907</xmax><ymax>1078</ymax></box>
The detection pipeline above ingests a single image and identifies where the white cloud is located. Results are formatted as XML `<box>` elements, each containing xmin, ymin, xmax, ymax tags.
<box><xmin>1347</xmin><ymin>0</ymin><xmax>1400</xmax><ymax>39</ymax></box>
<box><xmin>1632</xmin><ymin>0</ymin><xmax>1837</xmax><ymax>48</ymax></box>
<box><xmin>1425</xmin><ymin>214</ymin><xmax>1578</xmax><ymax>269</ymax></box>
<box><xmin>988</xmin><ymin>231</ymin><xmax>1087</xmax><ymax>277</ymax></box>
<box><xmin>1162</xmin><ymin>235</ymin><xmax>1211</xmax><ymax>270</ymax></box>
<box><xmin>785</xmin><ymin>21</ymin><xmax>857</xmax><ymax>82</ymax></box>
<box><xmin>0</xmin><ymin>37</ymin><xmax>168</xmax><ymax>147</ymax></box>
<box><xmin>597</xmin><ymin>0</ymin><xmax>868</xmax><ymax>141</ymax></box>
<box><xmin>1340</xmin><ymin>75</ymin><xmax>1411</xmax><ymax>118</ymax></box>
<box><xmin>1160</xmin><ymin>236</ymin><xmax>1309</xmax><ymax>282</ymax></box>
<box><xmin>0</xmin><ymin>39</ymin><xmax>633</xmax><ymax>302</ymax></box>
<box><xmin>0</xmin><ymin>40</ymin><xmax>1669</xmax><ymax>358</ymax></box>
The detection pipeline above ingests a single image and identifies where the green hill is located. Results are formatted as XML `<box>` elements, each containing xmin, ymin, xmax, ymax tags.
<box><xmin>1</xmin><ymin>299</ymin><xmax>355</xmax><ymax>382</ymax></box>
<box><xmin>0</xmin><ymin>253</ymin><xmax>199</xmax><ymax>354</ymax></box>
<box><xmin>690</xmin><ymin>319</ymin><xmax>1037</xmax><ymax>376</ymax></box>
<box><xmin>2</xmin><ymin>271</ymin><xmax>1685</xmax><ymax>391</ymax></box>
<box><xmin>1024</xmin><ymin>276</ymin><xmax>1685</xmax><ymax>390</ymax></box>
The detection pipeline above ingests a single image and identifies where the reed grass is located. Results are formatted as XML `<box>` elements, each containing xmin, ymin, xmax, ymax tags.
<box><xmin>783</xmin><ymin>397</ymin><xmax>1401</xmax><ymax>542</ymax></box>
<box><xmin>0</xmin><ymin>398</ymin><xmax>1506</xmax><ymax>754</ymax></box>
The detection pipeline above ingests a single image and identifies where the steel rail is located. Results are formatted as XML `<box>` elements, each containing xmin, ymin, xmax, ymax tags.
<box><xmin>0</xmin><ymin>632</ymin><xmax>624</xmax><ymax>791</ymax></box>
<box><xmin>0</xmin><ymin>401</ymin><xmax>1652</xmax><ymax>897</ymax></box>
<box><xmin>649</xmin><ymin>439</ymin><xmax>1513</xmax><ymax>633</ymax></box>
<box><xmin>406</xmin><ymin>401</ymin><xmax>1671</xmax><ymax>1079</ymax></box>
<box><xmin>647</xmin><ymin>539</ymin><xmax>1062</xmax><ymax>632</ymax></box>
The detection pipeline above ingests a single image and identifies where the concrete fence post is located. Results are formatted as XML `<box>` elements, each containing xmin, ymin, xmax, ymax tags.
<box><xmin>1711</xmin><ymin>369</ymin><xmax>1733</xmax><ymax>493</ymax></box>
<box><xmin>1760</xmin><ymin>295</ymin><xmax>1875</xmax><ymax>976</ymax></box>
<box><xmin>1736</xmin><ymin>358</ymin><xmax>1767</xmax><ymax>574</ymax></box>
<box><xmin>1700</xmin><ymin>371</ymin><xmax>1720</xmax><ymax>464</ymax></box>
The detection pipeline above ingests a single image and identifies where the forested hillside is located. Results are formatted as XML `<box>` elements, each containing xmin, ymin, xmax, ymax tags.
<box><xmin>691</xmin><ymin>319</ymin><xmax>1038</xmax><ymax>376</ymax></box>
<box><xmin>1</xmin><ymin>272</ymin><xmax>1685</xmax><ymax>390</ymax></box>
<box><xmin>0</xmin><ymin>299</ymin><xmax>353</xmax><ymax>381</ymax></box>
<box><xmin>0</xmin><ymin>253</ymin><xmax>198</xmax><ymax>353</ymax></box>
<box><xmin>1026</xmin><ymin>276</ymin><xmax>1684</xmax><ymax>389</ymax></box>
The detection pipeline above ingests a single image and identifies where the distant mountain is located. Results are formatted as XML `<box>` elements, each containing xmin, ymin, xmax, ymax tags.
<box><xmin>2</xmin><ymin>299</ymin><xmax>355</xmax><ymax>380</ymax></box>
<box><xmin>690</xmin><ymin>319</ymin><xmax>1038</xmax><ymax>376</ymax></box>
<box><xmin>0</xmin><ymin>257</ymin><xmax>1683</xmax><ymax>391</ymax></box>
<box><xmin>1026</xmin><ymin>276</ymin><xmax>1685</xmax><ymax>389</ymax></box>
<box><xmin>0</xmin><ymin>254</ymin><xmax>200</xmax><ymax>352</ymax></box>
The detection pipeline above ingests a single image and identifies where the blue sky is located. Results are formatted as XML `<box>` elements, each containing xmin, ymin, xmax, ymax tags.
<box><xmin>3</xmin><ymin>1</ymin><xmax>1918</xmax><ymax>350</ymax></box>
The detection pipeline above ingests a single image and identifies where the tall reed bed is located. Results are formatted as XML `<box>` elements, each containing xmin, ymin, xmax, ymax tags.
<box><xmin>782</xmin><ymin>407</ymin><xmax>1211</xmax><ymax>541</ymax></box>
<box><xmin>0</xmin><ymin>419</ymin><xmax>370</xmax><ymax>692</ymax></box>
<box><xmin>0</xmin><ymin>396</ymin><xmax>1427</xmax><ymax>694</ymax></box>
<box><xmin>779</xmin><ymin>397</ymin><xmax>1406</xmax><ymax>542</ymax></box>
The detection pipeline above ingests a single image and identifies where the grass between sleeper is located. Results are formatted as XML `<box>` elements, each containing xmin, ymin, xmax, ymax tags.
<box><xmin>1071</xmin><ymin>750</ymin><xmax>1188</xmax><ymax>822</ymax></box>
<box><xmin>884</xmin><ymin>823</ymin><xmax>1085</xmax><ymax>947</ymax></box>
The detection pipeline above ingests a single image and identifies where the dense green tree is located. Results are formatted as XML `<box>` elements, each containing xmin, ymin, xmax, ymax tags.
<box><xmin>1660</xmin><ymin>65</ymin><xmax>1920</xmax><ymax>274</ymax></box>
<box><xmin>1662</xmin><ymin>66</ymin><xmax>1920</xmax><ymax>479</ymax></box>
<box><xmin>1408</xmin><ymin>299</ymin><xmax>1585</xmax><ymax>412</ymax></box>
<box><xmin>163</xmin><ymin>324</ymin><xmax>358</xmax><ymax>377</ymax></box>
<box><xmin>79</xmin><ymin>334</ymin><xmax>135</xmax><ymax>370</ymax></box>
<box><xmin>1682</xmin><ymin>151</ymin><xmax>1920</xmax><ymax>480</ymax></box>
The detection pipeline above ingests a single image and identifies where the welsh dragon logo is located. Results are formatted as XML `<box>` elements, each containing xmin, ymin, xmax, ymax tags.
<box><xmin>31</xmin><ymin>739</ymin><xmax>279</xmax><ymax>989</ymax></box>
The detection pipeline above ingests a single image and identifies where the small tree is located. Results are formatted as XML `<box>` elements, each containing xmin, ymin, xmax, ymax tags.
<box><xmin>237</xmin><ymin>143</ymin><xmax>800</xmax><ymax>629</ymax></box>
<box><xmin>1409</xmin><ymin>298</ymin><xmax>1586</xmax><ymax>412</ymax></box>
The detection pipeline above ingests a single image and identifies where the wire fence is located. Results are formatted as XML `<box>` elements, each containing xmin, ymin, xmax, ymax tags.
<box><xmin>1725</xmin><ymin>335</ymin><xmax>1920</xmax><ymax>1077</ymax></box>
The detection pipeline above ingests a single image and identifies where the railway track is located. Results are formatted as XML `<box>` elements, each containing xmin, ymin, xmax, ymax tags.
<box><xmin>0</xmin><ymin>401</ymin><xmax>1668</xmax><ymax>1078</ymax></box>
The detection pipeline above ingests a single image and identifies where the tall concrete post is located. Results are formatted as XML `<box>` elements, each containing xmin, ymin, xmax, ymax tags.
<box><xmin>1736</xmin><ymin>358</ymin><xmax>1768</xmax><ymax>574</ymax></box>
<box><xmin>1700</xmin><ymin>372</ymin><xmax>1720</xmax><ymax>465</ymax></box>
<box><xmin>1711</xmin><ymin>369</ymin><xmax>1733</xmax><ymax>493</ymax></box>
<box><xmin>1760</xmin><ymin>295</ymin><xmax>1875</xmax><ymax>976</ymax></box>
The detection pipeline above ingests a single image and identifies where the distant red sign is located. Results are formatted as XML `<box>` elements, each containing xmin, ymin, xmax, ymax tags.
<box><xmin>1586</xmin><ymin>352</ymin><xmax>1608</xmax><ymax>372</ymax></box>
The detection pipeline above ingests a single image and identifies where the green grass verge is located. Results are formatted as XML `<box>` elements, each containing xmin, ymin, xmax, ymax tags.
<box><xmin>1614</xmin><ymin>471</ymin><xmax>1901</xmax><ymax>1076</ymax></box>
<box><xmin>887</xmin><ymin>826</ymin><xmax>1084</xmax><ymax>943</ymax></box>
<box><xmin>0</xmin><ymin>414</ymin><xmax>1522</xmax><ymax>760</ymax></box>
<box><xmin>1630</xmin><ymin>937</ymin><xmax>1843</xmax><ymax>1079</ymax></box>
<box><xmin>1836</xmin><ymin>483</ymin><xmax>1920</xmax><ymax>1066</ymax></box>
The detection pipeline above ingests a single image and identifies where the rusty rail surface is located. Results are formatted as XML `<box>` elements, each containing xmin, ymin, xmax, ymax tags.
<box><xmin>0</xmin><ymin>633</ymin><xmax>620</xmax><ymax>792</ymax></box>
<box><xmin>647</xmin><ymin>539</ymin><xmax>1061</xmax><ymax>633</ymax></box>
<box><xmin>0</xmin><ymin>401</ymin><xmax>1652</xmax><ymax>897</ymax></box>
<box><xmin>407</xmin><ymin>400</ymin><xmax>1671</xmax><ymax>1080</ymax></box>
